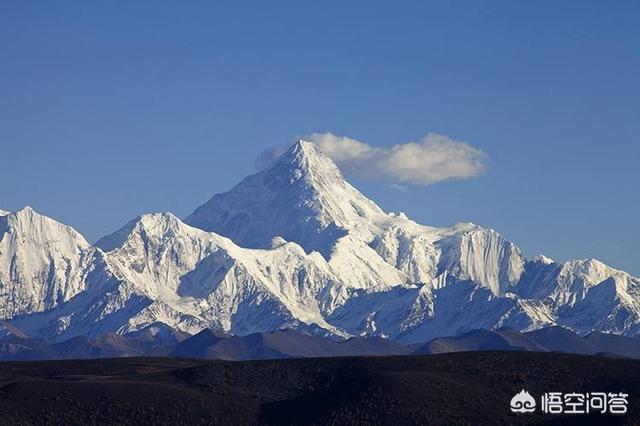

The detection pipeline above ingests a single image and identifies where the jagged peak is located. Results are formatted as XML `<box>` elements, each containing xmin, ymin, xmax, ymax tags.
<box><xmin>270</xmin><ymin>236</ymin><xmax>288</xmax><ymax>249</ymax></box>
<box><xmin>558</xmin><ymin>258</ymin><xmax>632</xmax><ymax>286</ymax></box>
<box><xmin>269</xmin><ymin>140</ymin><xmax>384</xmax><ymax>215</ymax></box>
<box><xmin>451</xmin><ymin>222</ymin><xmax>479</xmax><ymax>232</ymax></box>
<box><xmin>1</xmin><ymin>206</ymin><xmax>90</xmax><ymax>247</ymax></box>
<box><xmin>11</xmin><ymin>205</ymin><xmax>35</xmax><ymax>217</ymax></box>
<box><xmin>288</xmin><ymin>139</ymin><xmax>326</xmax><ymax>159</ymax></box>
<box><xmin>533</xmin><ymin>254</ymin><xmax>555</xmax><ymax>265</ymax></box>
<box><xmin>563</xmin><ymin>258</ymin><xmax>609</xmax><ymax>271</ymax></box>
<box><xmin>269</xmin><ymin>139</ymin><xmax>344</xmax><ymax>184</ymax></box>
<box><xmin>10</xmin><ymin>205</ymin><xmax>53</xmax><ymax>220</ymax></box>
<box><xmin>137</xmin><ymin>212</ymin><xmax>182</xmax><ymax>228</ymax></box>
<box><xmin>96</xmin><ymin>212</ymin><xmax>242</xmax><ymax>256</ymax></box>
<box><xmin>293</xmin><ymin>139</ymin><xmax>319</xmax><ymax>152</ymax></box>
<box><xmin>96</xmin><ymin>212</ymin><xmax>191</xmax><ymax>252</ymax></box>
<box><xmin>185</xmin><ymin>139</ymin><xmax>386</xmax><ymax>253</ymax></box>
<box><xmin>563</xmin><ymin>258</ymin><xmax>637</xmax><ymax>280</ymax></box>
<box><xmin>130</xmin><ymin>212</ymin><xmax>191</xmax><ymax>237</ymax></box>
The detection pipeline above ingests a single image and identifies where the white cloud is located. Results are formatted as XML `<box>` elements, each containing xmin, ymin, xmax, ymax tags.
<box><xmin>389</xmin><ymin>183</ymin><xmax>408</xmax><ymax>192</ymax></box>
<box><xmin>256</xmin><ymin>132</ymin><xmax>488</xmax><ymax>186</ymax></box>
<box><xmin>308</xmin><ymin>132</ymin><xmax>487</xmax><ymax>185</ymax></box>
<box><xmin>254</xmin><ymin>144</ymin><xmax>289</xmax><ymax>170</ymax></box>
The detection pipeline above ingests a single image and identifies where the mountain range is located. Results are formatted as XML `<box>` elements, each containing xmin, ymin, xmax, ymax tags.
<box><xmin>2</xmin><ymin>140</ymin><xmax>639</xmax><ymax>347</ymax></box>
<box><xmin>3</xmin><ymin>325</ymin><xmax>640</xmax><ymax>362</ymax></box>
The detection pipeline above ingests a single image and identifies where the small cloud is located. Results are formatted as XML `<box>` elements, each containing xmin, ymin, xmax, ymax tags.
<box><xmin>389</xmin><ymin>183</ymin><xmax>408</xmax><ymax>192</ymax></box>
<box><xmin>254</xmin><ymin>144</ymin><xmax>288</xmax><ymax>170</ymax></box>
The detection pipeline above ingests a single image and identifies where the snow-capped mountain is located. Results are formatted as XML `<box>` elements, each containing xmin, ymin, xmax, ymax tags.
<box><xmin>0</xmin><ymin>207</ymin><xmax>103</xmax><ymax>318</ymax></box>
<box><xmin>96</xmin><ymin>212</ymin><xmax>348</xmax><ymax>337</ymax></box>
<box><xmin>185</xmin><ymin>141</ymin><xmax>386</xmax><ymax>256</ymax></box>
<box><xmin>2</xmin><ymin>141</ymin><xmax>639</xmax><ymax>343</ymax></box>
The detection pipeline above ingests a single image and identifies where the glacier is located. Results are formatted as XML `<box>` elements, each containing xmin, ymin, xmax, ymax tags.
<box><xmin>1</xmin><ymin>141</ymin><xmax>639</xmax><ymax>343</ymax></box>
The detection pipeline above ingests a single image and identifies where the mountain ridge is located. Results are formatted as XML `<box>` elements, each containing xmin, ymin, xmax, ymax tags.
<box><xmin>1</xmin><ymin>140</ymin><xmax>639</xmax><ymax>344</ymax></box>
<box><xmin>3</xmin><ymin>325</ymin><xmax>640</xmax><ymax>361</ymax></box>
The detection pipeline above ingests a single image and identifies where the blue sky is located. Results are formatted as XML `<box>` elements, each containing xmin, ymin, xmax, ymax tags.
<box><xmin>1</xmin><ymin>1</ymin><xmax>639</xmax><ymax>274</ymax></box>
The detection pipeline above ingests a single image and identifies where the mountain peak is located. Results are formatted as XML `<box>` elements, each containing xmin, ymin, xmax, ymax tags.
<box><xmin>293</xmin><ymin>139</ymin><xmax>318</xmax><ymax>152</ymax></box>
<box><xmin>1</xmin><ymin>206</ymin><xmax>90</xmax><ymax>248</ymax></box>
<box><xmin>291</xmin><ymin>139</ymin><xmax>329</xmax><ymax>161</ymax></box>
<box><xmin>0</xmin><ymin>207</ymin><xmax>94</xmax><ymax>319</ymax></box>
<box><xmin>533</xmin><ymin>254</ymin><xmax>555</xmax><ymax>265</ymax></box>
<box><xmin>290</xmin><ymin>139</ymin><xmax>322</xmax><ymax>154</ymax></box>
<box><xmin>185</xmin><ymin>140</ymin><xmax>385</xmax><ymax>255</ymax></box>
<box><xmin>272</xmin><ymin>140</ymin><xmax>343</xmax><ymax>182</ymax></box>
<box><xmin>96</xmin><ymin>212</ymin><xmax>192</xmax><ymax>252</ymax></box>
<box><xmin>11</xmin><ymin>205</ymin><xmax>35</xmax><ymax>218</ymax></box>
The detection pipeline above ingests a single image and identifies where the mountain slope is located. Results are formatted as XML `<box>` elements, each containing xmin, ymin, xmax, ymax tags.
<box><xmin>96</xmin><ymin>212</ymin><xmax>349</xmax><ymax>337</ymax></box>
<box><xmin>0</xmin><ymin>207</ymin><xmax>102</xmax><ymax>319</ymax></box>
<box><xmin>584</xmin><ymin>331</ymin><xmax>640</xmax><ymax>358</ymax></box>
<box><xmin>185</xmin><ymin>141</ymin><xmax>386</xmax><ymax>257</ymax></box>
<box><xmin>516</xmin><ymin>258</ymin><xmax>640</xmax><ymax>335</ymax></box>
<box><xmin>525</xmin><ymin>326</ymin><xmax>600</xmax><ymax>355</ymax></box>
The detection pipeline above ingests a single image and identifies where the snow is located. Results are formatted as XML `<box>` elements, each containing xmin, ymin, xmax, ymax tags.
<box><xmin>2</xmin><ymin>141</ymin><xmax>640</xmax><ymax>343</ymax></box>
<box><xmin>534</xmin><ymin>254</ymin><xmax>555</xmax><ymax>265</ymax></box>
<box><xmin>184</xmin><ymin>141</ymin><xmax>388</xmax><ymax>257</ymax></box>
<box><xmin>0</xmin><ymin>207</ymin><xmax>97</xmax><ymax>319</ymax></box>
